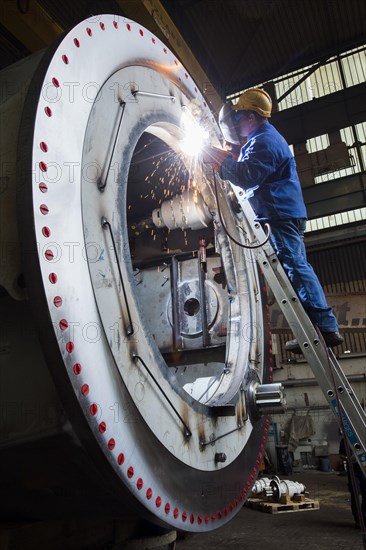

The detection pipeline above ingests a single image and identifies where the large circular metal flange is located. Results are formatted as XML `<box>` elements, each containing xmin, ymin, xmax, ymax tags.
<box><xmin>81</xmin><ymin>62</ymin><xmax>264</xmax><ymax>471</ymax></box>
<box><xmin>17</xmin><ymin>15</ymin><xmax>271</xmax><ymax>532</ymax></box>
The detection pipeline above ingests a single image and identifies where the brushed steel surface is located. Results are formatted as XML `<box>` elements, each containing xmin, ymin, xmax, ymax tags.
<box><xmin>7</xmin><ymin>15</ymin><xmax>271</xmax><ymax>531</ymax></box>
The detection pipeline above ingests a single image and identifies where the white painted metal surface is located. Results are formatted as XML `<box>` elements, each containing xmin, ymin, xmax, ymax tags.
<box><xmin>2</xmin><ymin>15</ymin><xmax>277</xmax><ymax>531</ymax></box>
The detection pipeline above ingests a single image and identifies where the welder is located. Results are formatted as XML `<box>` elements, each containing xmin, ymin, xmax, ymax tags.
<box><xmin>202</xmin><ymin>88</ymin><xmax>343</xmax><ymax>353</ymax></box>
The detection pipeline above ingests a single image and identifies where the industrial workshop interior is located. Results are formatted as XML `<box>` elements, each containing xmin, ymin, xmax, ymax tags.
<box><xmin>0</xmin><ymin>1</ymin><xmax>365</xmax><ymax>549</ymax></box>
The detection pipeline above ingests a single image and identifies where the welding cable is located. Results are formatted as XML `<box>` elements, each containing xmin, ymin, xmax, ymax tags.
<box><xmin>212</xmin><ymin>169</ymin><xmax>271</xmax><ymax>249</ymax></box>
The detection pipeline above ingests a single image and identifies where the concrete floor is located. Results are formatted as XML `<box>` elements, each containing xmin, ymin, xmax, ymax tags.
<box><xmin>1</xmin><ymin>471</ymin><xmax>365</xmax><ymax>549</ymax></box>
<box><xmin>175</xmin><ymin>471</ymin><xmax>366</xmax><ymax>550</ymax></box>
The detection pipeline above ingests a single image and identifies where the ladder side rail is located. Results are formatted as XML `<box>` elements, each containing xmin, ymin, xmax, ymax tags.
<box><xmin>327</xmin><ymin>351</ymin><xmax>366</xmax><ymax>472</ymax></box>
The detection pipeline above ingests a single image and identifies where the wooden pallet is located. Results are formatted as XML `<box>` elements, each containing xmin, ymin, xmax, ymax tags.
<box><xmin>246</xmin><ymin>495</ymin><xmax>320</xmax><ymax>514</ymax></box>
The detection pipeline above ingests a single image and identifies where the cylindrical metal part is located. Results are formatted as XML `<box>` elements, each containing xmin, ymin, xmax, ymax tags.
<box><xmin>152</xmin><ymin>188</ymin><xmax>212</xmax><ymax>230</ymax></box>
<box><xmin>215</xmin><ymin>453</ymin><xmax>227</xmax><ymax>463</ymax></box>
<box><xmin>251</xmin><ymin>477</ymin><xmax>272</xmax><ymax>495</ymax></box>
<box><xmin>253</xmin><ymin>476</ymin><xmax>306</xmax><ymax>501</ymax></box>
<box><xmin>253</xmin><ymin>382</ymin><xmax>286</xmax><ymax>414</ymax></box>
<box><xmin>269</xmin><ymin>476</ymin><xmax>306</xmax><ymax>501</ymax></box>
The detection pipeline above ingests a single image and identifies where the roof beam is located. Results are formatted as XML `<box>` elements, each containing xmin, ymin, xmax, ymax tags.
<box><xmin>116</xmin><ymin>0</ymin><xmax>223</xmax><ymax>112</ymax></box>
<box><xmin>303</xmin><ymin>173</ymin><xmax>366</xmax><ymax>220</ymax></box>
<box><xmin>271</xmin><ymin>82</ymin><xmax>366</xmax><ymax>144</ymax></box>
<box><xmin>1</xmin><ymin>0</ymin><xmax>223</xmax><ymax>112</ymax></box>
<box><xmin>0</xmin><ymin>0</ymin><xmax>63</xmax><ymax>53</ymax></box>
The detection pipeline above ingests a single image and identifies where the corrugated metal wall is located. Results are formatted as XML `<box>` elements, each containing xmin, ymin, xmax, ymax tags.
<box><xmin>308</xmin><ymin>240</ymin><xmax>366</xmax><ymax>294</ymax></box>
<box><xmin>272</xmin><ymin>239</ymin><xmax>366</xmax><ymax>363</ymax></box>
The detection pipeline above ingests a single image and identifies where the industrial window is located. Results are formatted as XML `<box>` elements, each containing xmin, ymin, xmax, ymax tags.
<box><xmin>306</xmin><ymin>207</ymin><xmax>366</xmax><ymax>232</ymax></box>
<box><xmin>227</xmin><ymin>45</ymin><xmax>366</xmax><ymax>234</ymax></box>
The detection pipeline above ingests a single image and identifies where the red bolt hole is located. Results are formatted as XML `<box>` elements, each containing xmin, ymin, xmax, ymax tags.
<box><xmin>59</xmin><ymin>318</ymin><xmax>68</xmax><ymax>331</ymax></box>
<box><xmin>90</xmin><ymin>403</ymin><xmax>98</xmax><ymax>416</ymax></box>
<box><xmin>53</xmin><ymin>295</ymin><xmax>62</xmax><ymax>307</ymax></box>
<box><xmin>99</xmin><ymin>421</ymin><xmax>106</xmax><ymax>433</ymax></box>
<box><xmin>45</xmin><ymin>249</ymin><xmax>54</xmax><ymax>261</ymax></box>
<box><xmin>49</xmin><ymin>272</ymin><xmax>57</xmax><ymax>284</ymax></box>
<box><xmin>73</xmin><ymin>363</ymin><xmax>82</xmax><ymax>375</ymax></box>
<box><xmin>66</xmin><ymin>341</ymin><xmax>74</xmax><ymax>353</ymax></box>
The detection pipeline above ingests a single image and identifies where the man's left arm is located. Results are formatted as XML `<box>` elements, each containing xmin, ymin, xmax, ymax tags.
<box><xmin>219</xmin><ymin>139</ymin><xmax>275</xmax><ymax>189</ymax></box>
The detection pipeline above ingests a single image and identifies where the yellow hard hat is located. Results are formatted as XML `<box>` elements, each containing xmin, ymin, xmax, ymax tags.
<box><xmin>233</xmin><ymin>88</ymin><xmax>272</xmax><ymax>118</ymax></box>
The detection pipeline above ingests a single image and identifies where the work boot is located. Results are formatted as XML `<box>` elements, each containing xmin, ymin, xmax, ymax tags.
<box><xmin>322</xmin><ymin>331</ymin><xmax>344</xmax><ymax>347</ymax></box>
<box><xmin>285</xmin><ymin>332</ymin><xmax>344</xmax><ymax>354</ymax></box>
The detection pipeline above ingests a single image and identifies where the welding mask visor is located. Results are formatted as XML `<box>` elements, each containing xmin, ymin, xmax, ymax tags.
<box><xmin>218</xmin><ymin>102</ymin><xmax>242</xmax><ymax>146</ymax></box>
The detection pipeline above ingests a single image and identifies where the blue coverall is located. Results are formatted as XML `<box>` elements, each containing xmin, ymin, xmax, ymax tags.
<box><xmin>219</xmin><ymin>121</ymin><xmax>339</xmax><ymax>334</ymax></box>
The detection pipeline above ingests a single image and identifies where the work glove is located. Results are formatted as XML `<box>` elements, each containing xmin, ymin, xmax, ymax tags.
<box><xmin>201</xmin><ymin>145</ymin><xmax>231</xmax><ymax>171</ymax></box>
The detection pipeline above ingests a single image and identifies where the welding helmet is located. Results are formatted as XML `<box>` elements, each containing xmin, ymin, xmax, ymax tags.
<box><xmin>218</xmin><ymin>101</ymin><xmax>243</xmax><ymax>145</ymax></box>
<box><xmin>233</xmin><ymin>88</ymin><xmax>272</xmax><ymax>118</ymax></box>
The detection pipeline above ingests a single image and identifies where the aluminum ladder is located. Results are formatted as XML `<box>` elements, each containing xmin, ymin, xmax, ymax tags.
<box><xmin>230</xmin><ymin>183</ymin><xmax>366</xmax><ymax>475</ymax></box>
